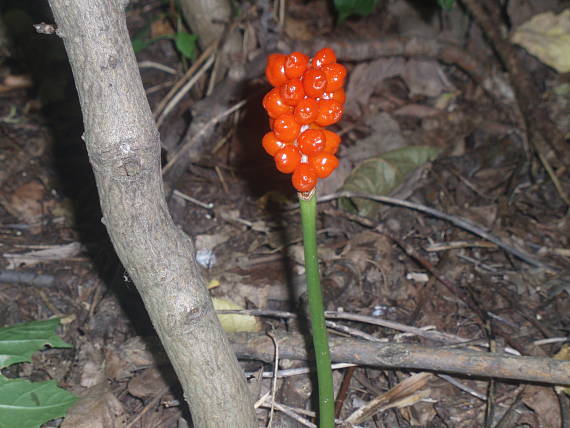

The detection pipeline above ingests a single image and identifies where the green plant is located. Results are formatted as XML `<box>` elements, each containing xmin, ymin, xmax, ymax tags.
<box><xmin>333</xmin><ymin>0</ymin><xmax>380</xmax><ymax>22</ymax></box>
<box><xmin>0</xmin><ymin>318</ymin><xmax>77</xmax><ymax>428</ymax></box>
<box><xmin>130</xmin><ymin>11</ymin><xmax>197</xmax><ymax>61</ymax></box>
<box><xmin>262</xmin><ymin>48</ymin><xmax>349</xmax><ymax>426</ymax></box>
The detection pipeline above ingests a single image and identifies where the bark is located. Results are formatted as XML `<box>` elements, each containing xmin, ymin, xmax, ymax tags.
<box><xmin>46</xmin><ymin>0</ymin><xmax>256</xmax><ymax>426</ymax></box>
<box><xmin>231</xmin><ymin>332</ymin><xmax>570</xmax><ymax>386</ymax></box>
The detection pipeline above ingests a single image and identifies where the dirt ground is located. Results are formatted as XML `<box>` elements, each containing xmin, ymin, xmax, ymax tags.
<box><xmin>1</xmin><ymin>0</ymin><xmax>569</xmax><ymax>426</ymax></box>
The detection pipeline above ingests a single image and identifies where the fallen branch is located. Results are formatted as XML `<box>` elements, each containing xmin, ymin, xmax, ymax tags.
<box><xmin>230</xmin><ymin>331</ymin><xmax>570</xmax><ymax>386</ymax></box>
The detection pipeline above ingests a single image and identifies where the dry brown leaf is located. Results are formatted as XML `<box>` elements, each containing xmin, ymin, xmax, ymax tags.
<box><xmin>61</xmin><ymin>382</ymin><xmax>127</xmax><ymax>428</ymax></box>
<box><xmin>2</xmin><ymin>180</ymin><xmax>46</xmax><ymax>224</ymax></box>
<box><xmin>345</xmin><ymin>372</ymin><xmax>433</xmax><ymax>425</ymax></box>
<box><xmin>128</xmin><ymin>367</ymin><xmax>175</xmax><ymax>399</ymax></box>
<box><xmin>522</xmin><ymin>385</ymin><xmax>561</xmax><ymax>427</ymax></box>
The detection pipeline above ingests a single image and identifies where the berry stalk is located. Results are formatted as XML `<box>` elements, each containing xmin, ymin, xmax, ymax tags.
<box><xmin>299</xmin><ymin>189</ymin><xmax>334</xmax><ymax>427</ymax></box>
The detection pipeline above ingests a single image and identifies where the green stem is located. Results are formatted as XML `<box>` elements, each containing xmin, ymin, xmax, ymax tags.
<box><xmin>299</xmin><ymin>190</ymin><xmax>334</xmax><ymax>427</ymax></box>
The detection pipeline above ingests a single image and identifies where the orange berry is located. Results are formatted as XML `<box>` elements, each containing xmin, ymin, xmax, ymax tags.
<box><xmin>312</xmin><ymin>47</ymin><xmax>336</xmax><ymax>69</ymax></box>
<box><xmin>293</xmin><ymin>98</ymin><xmax>319</xmax><ymax>124</ymax></box>
<box><xmin>319</xmin><ymin>89</ymin><xmax>346</xmax><ymax>105</ymax></box>
<box><xmin>322</xmin><ymin>63</ymin><xmax>347</xmax><ymax>92</ymax></box>
<box><xmin>262</xmin><ymin>132</ymin><xmax>285</xmax><ymax>156</ymax></box>
<box><xmin>292</xmin><ymin>163</ymin><xmax>318</xmax><ymax>192</ymax></box>
<box><xmin>308</xmin><ymin>153</ymin><xmax>339</xmax><ymax>178</ymax></box>
<box><xmin>298</xmin><ymin>129</ymin><xmax>326</xmax><ymax>156</ymax></box>
<box><xmin>265</xmin><ymin>54</ymin><xmax>288</xmax><ymax>87</ymax></box>
<box><xmin>263</xmin><ymin>88</ymin><xmax>293</xmax><ymax>118</ymax></box>
<box><xmin>274</xmin><ymin>146</ymin><xmax>301</xmax><ymax>173</ymax></box>
<box><xmin>323</xmin><ymin>130</ymin><xmax>341</xmax><ymax>154</ymax></box>
<box><xmin>272</xmin><ymin>113</ymin><xmax>301</xmax><ymax>142</ymax></box>
<box><xmin>279</xmin><ymin>79</ymin><xmax>305</xmax><ymax>106</ymax></box>
<box><xmin>302</xmin><ymin>69</ymin><xmax>327</xmax><ymax>98</ymax></box>
<box><xmin>284</xmin><ymin>52</ymin><xmax>309</xmax><ymax>79</ymax></box>
<box><xmin>315</xmin><ymin>99</ymin><xmax>343</xmax><ymax>126</ymax></box>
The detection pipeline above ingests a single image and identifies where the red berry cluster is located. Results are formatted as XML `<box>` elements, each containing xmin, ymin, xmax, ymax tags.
<box><xmin>262</xmin><ymin>48</ymin><xmax>347</xmax><ymax>193</ymax></box>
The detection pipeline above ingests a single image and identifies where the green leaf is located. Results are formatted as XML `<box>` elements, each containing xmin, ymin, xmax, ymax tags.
<box><xmin>0</xmin><ymin>375</ymin><xmax>77</xmax><ymax>428</ymax></box>
<box><xmin>175</xmin><ymin>31</ymin><xmax>198</xmax><ymax>60</ymax></box>
<box><xmin>437</xmin><ymin>0</ymin><xmax>455</xmax><ymax>10</ymax></box>
<box><xmin>0</xmin><ymin>318</ymin><xmax>71</xmax><ymax>369</ymax></box>
<box><xmin>334</xmin><ymin>0</ymin><xmax>380</xmax><ymax>22</ymax></box>
<box><xmin>340</xmin><ymin>145</ymin><xmax>442</xmax><ymax>217</ymax></box>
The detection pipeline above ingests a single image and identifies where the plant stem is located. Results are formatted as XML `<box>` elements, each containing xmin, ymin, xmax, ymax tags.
<box><xmin>299</xmin><ymin>190</ymin><xmax>334</xmax><ymax>427</ymax></box>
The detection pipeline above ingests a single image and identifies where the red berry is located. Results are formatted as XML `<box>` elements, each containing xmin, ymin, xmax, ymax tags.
<box><xmin>262</xmin><ymin>132</ymin><xmax>285</xmax><ymax>156</ymax></box>
<box><xmin>263</xmin><ymin>88</ymin><xmax>293</xmax><ymax>118</ymax></box>
<box><xmin>298</xmin><ymin>129</ymin><xmax>326</xmax><ymax>156</ymax></box>
<box><xmin>315</xmin><ymin>99</ymin><xmax>343</xmax><ymax>126</ymax></box>
<box><xmin>308</xmin><ymin>153</ymin><xmax>339</xmax><ymax>178</ymax></box>
<box><xmin>312</xmin><ymin>47</ymin><xmax>336</xmax><ymax>69</ymax></box>
<box><xmin>285</xmin><ymin>52</ymin><xmax>309</xmax><ymax>79</ymax></box>
<box><xmin>292</xmin><ymin>163</ymin><xmax>318</xmax><ymax>192</ymax></box>
<box><xmin>279</xmin><ymin>79</ymin><xmax>305</xmax><ymax>106</ymax></box>
<box><xmin>322</xmin><ymin>63</ymin><xmax>347</xmax><ymax>92</ymax></box>
<box><xmin>319</xmin><ymin>89</ymin><xmax>346</xmax><ymax>105</ymax></box>
<box><xmin>272</xmin><ymin>113</ymin><xmax>301</xmax><ymax>142</ymax></box>
<box><xmin>265</xmin><ymin>54</ymin><xmax>288</xmax><ymax>87</ymax></box>
<box><xmin>302</xmin><ymin>69</ymin><xmax>327</xmax><ymax>98</ymax></box>
<box><xmin>274</xmin><ymin>146</ymin><xmax>301</xmax><ymax>173</ymax></box>
<box><xmin>322</xmin><ymin>130</ymin><xmax>341</xmax><ymax>154</ymax></box>
<box><xmin>293</xmin><ymin>98</ymin><xmax>319</xmax><ymax>124</ymax></box>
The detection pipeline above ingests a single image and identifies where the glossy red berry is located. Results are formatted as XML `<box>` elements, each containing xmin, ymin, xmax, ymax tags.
<box><xmin>292</xmin><ymin>163</ymin><xmax>318</xmax><ymax>192</ymax></box>
<box><xmin>319</xmin><ymin>89</ymin><xmax>346</xmax><ymax>105</ymax></box>
<box><xmin>272</xmin><ymin>113</ymin><xmax>301</xmax><ymax>142</ymax></box>
<box><xmin>263</xmin><ymin>88</ymin><xmax>293</xmax><ymax>118</ymax></box>
<box><xmin>262</xmin><ymin>132</ymin><xmax>285</xmax><ymax>156</ymax></box>
<box><xmin>308</xmin><ymin>153</ymin><xmax>339</xmax><ymax>178</ymax></box>
<box><xmin>322</xmin><ymin>63</ymin><xmax>347</xmax><ymax>92</ymax></box>
<box><xmin>266</xmin><ymin>54</ymin><xmax>288</xmax><ymax>87</ymax></box>
<box><xmin>302</xmin><ymin>69</ymin><xmax>327</xmax><ymax>98</ymax></box>
<box><xmin>293</xmin><ymin>98</ymin><xmax>319</xmax><ymax>124</ymax></box>
<box><xmin>312</xmin><ymin>47</ymin><xmax>336</xmax><ymax>69</ymax></box>
<box><xmin>322</xmin><ymin>130</ymin><xmax>341</xmax><ymax>154</ymax></box>
<box><xmin>279</xmin><ymin>78</ymin><xmax>305</xmax><ymax>106</ymax></box>
<box><xmin>284</xmin><ymin>52</ymin><xmax>309</xmax><ymax>79</ymax></box>
<box><xmin>315</xmin><ymin>99</ymin><xmax>343</xmax><ymax>126</ymax></box>
<box><xmin>298</xmin><ymin>129</ymin><xmax>326</xmax><ymax>156</ymax></box>
<box><xmin>274</xmin><ymin>146</ymin><xmax>301</xmax><ymax>173</ymax></box>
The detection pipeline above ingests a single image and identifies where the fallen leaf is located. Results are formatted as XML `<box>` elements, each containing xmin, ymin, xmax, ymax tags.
<box><xmin>212</xmin><ymin>297</ymin><xmax>261</xmax><ymax>333</ymax></box>
<box><xmin>61</xmin><ymin>382</ymin><xmax>126</xmax><ymax>428</ymax></box>
<box><xmin>511</xmin><ymin>9</ymin><xmax>570</xmax><ymax>73</ymax></box>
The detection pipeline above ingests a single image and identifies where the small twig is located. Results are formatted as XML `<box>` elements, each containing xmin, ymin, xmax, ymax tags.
<box><xmin>437</xmin><ymin>374</ymin><xmax>486</xmax><ymax>401</ymax></box>
<box><xmin>126</xmin><ymin>385</ymin><xmax>170</xmax><ymax>428</ymax></box>
<box><xmin>246</xmin><ymin>363</ymin><xmax>356</xmax><ymax>379</ymax></box>
<box><xmin>266</xmin><ymin>331</ymin><xmax>279</xmax><ymax>428</ymax></box>
<box><xmin>217</xmin><ymin>308</ymin><xmax>520</xmax><ymax>354</ymax></box>
<box><xmin>0</xmin><ymin>270</ymin><xmax>55</xmax><ymax>287</ymax></box>
<box><xmin>172</xmin><ymin>189</ymin><xmax>214</xmax><ymax>210</ymax></box>
<box><xmin>258</xmin><ymin>397</ymin><xmax>317</xmax><ymax>428</ymax></box>
<box><xmin>153</xmin><ymin>42</ymin><xmax>218</xmax><ymax>121</ymax></box>
<box><xmin>335</xmin><ymin>366</ymin><xmax>356</xmax><ymax>418</ymax></box>
<box><xmin>558</xmin><ymin>388</ymin><xmax>570</xmax><ymax>428</ymax></box>
<box><xmin>162</xmin><ymin>99</ymin><xmax>247</xmax><ymax>175</ymax></box>
<box><xmin>317</xmin><ymin>191</ymin><xmax>558</xmax><ymax>272</ymax></box>
<box><xmin>138</xmin><ymin>61</ymin><xmax>177</xmax><ymax>75</ymax></box>
<box><xmin>156</xmin><ymin>54</ymin><xmax>215</xmax><ymax>127</ymax></box>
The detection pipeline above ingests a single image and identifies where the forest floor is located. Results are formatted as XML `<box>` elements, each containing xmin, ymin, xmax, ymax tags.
<box><xmin>0</xmin><ymin>0</ymin><xmax>569</xmax><ymax>427</ymax></box>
